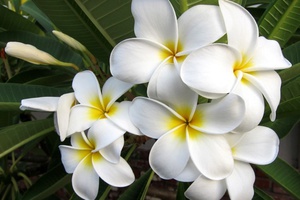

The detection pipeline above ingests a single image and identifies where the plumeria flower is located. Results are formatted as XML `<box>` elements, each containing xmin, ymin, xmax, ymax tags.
<box><xmin>185</xmin><ymin>126</ymin><xmax>279</xmax><ymax>200</ymax></box>
<box><xmin>5</xmin><ymin>42</ymin><xmax>79</xmax><ymax>71</ymax></box>
<box><xmin>181</xmin><ymin>0</ymin><xmax>291</xmax><ymax>132</ymax></box>
<box><xmin>20</xmin><ymin>92</ymin><xmax>75</xmax><ymax>141</ymax></box>
<box><xmin>110</xmin><ymin>0</ymin><xmax>225</xmax><ymax>97</ymax></box>
<box><xmin>129</xmin><ymin>75</ymin><xmax>245</xmax><ymax>180</ymax></box>
<box><xmin>59</xmin><ymin>131</ymin><xmax>134</xmax><ymax>200</ymax></box>
<box><xmin>67</xmin><ymin>70</ymin><xmax>141</xmax><ymax>149</ymax></box>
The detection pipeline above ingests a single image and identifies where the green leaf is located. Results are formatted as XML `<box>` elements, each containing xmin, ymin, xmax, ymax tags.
<box><xmin>258</xmin><ymin>0</ymin><xmax>300</xmax><ymax>47</ymax></box>
<box><xmin>118</xmin><ymin>169</ymin><xmax>154</xmax><ymax>200</ymax></box>
<box><xmin>256</xmin><ymin>158</ymin><xmax>300</xmax><ymax>199</ymax></box>
<box><xmin>176</xmin><ymin>182</ymin><xmax>189</xmax><ymax>200</ymax></box>
<box><xmin>0</xmin><ymin>83</ymin><xmax>71</xmax><ymax>111</ymax></box>
<box><xmin>282</xmin><ymin>41</ymin><xmax>300</xmax><ymax>65</ymax></box>
<box><xmin>0</xmin><ymin>118</ymin><xmax>55</xmax><ymax>158</ymax></box>
<box><xmin>253</xmin><ymin>187</ymin><xmax>273</xmax><ymax>200</ymax></box>
<box><xmin>22</xmin><ymin>163</ymin><xmax>71</xmax><ymax>200</ymax></box>
<box><xmin>0</xmin><ymin>4</ymin><xmax>44</xmax><ymax>35</ymax></box>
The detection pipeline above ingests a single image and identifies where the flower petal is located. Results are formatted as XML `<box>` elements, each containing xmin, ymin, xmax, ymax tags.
<box><xmin>247</xmin><ymin>37</ymin><xmax>292</xmax><ymax>71</ymax></box>
<box><xmin>191</xmin><ymin>94</ymin><xmax>245</xmax><ymax>134</ymax></box>
<box><xmin>181</xmin><ymin>44</ymin><xmax>238</xmax><ymax>99</ymax></box>
<box><xmin>92</xmin><ymin>153</ymin><xmax>134</xmax><ymax>187</ymax></box>
<box><xmin>219</xmin><ymin>0</ymin><xmax>258</xmax><ymax>57</ymax></box>
<box><xmin>72</xmin><ymin>70</ymin><xmax>103</xmax><ymax>109</ymax></box>
<box><xmin>174</xmin><ymin>159</ymin><xmax>200</xmax><ymax>182</ymax></box>
<box><xmin>20</xmin><ymin>97</ymin><xmax>59</xmax><ymax>111</ymax></box>
<box><xmin>88</xmin><ymin>118</ymin><xmax>125</xmax><ymax>150</ymax></box>
<box><xmin>102</xmin><ymin>77</ymin><xmax>133</xmax><ymax>109</ymax></box>
<box><xmin>185</xmin><ymin>175</ymin><xmax>226</xmax><ymax>200</ymax></box>
<box><xmin>131</xmin><ymin>0</ymin><xmax>177</xmax><ymax>47</ymax></box>
<box><xmin>72</xmin><ymin>154</ymin><xmax>99</xmax><ymax>200</ymax></box>
<box><xmin>178</xmin><ymin>4</ymin><xmax>225</xmax><ymax>53</ymax></box>
<box><xmin>106</xmin><ymin>101</ymin><xmax>142</xmax><ymax>135</ymax></box>
<box><xmin>187</xmin><ymin>129</ymin><xmax>234</xmax><ymax>180</ymax></box>
<box><xmin>226</xmin><ymin>161</ymin><xmax>255</xmax><ymax>200</ymax></box>
<box><xmin>129</xmin><ymin>97</ymin><xmax>184</xmax><ymax>138</ymax></box>
<box><xmin>147</xmin><ymin>63</ymin><xmax>198</xmax><ymax>119</ymax></box>
<box><xmin>229</xmin><ymin>126</ymin><xmax>279</xmax><ymax>165</ymax></box>
<box><xmin>70</xmin><ymin>132</ymin><xmax>92</xmax><ymax>149</ymax></box>
<box><xmin>56</xmin><ymin>92</ymin><xmax>75</xmax><ymax>141</ymax></box>
<box><xmin>59</xmin><ymin>145</ymin><xmax>90</xmax><ymax>173</ymax></box>
<box><xmin>99</xmin><ymin>136</ymin><xmax>124</xmax><ymax>164</ymax></box>
<box><xmin>149</xmin><ymin>126</ymin><xmax>189</xmax><ymax>179</ymax></box>
<box><xmin>243</xmin><ymin>71</ymin><xmax>281</xmax><ymax>121</ymax></box>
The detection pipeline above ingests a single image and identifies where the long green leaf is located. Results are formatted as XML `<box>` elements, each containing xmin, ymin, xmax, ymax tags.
<box><xmin>253</xmin><ymin>187</ymin><xmax>273</xmax><ymax>200</ymax></box>
<box><xmin>22</xmin><ymin>163</ymin><xmax>71</xmax><ymax>200</ymax></box>
<box><xmin>0</xmin><ymin>83</ymin><xmax>71</xmax><ymax>111</ymax></box>
<box><xmin>282</xmin><ymin>41</ymin><xmax>300</xmax><ymax>65</ymax></box>
<box><xmin>0</xmin><ymin>118</ymin><xmax>54</xmax><ymax>158</ymax></box>
<box><xmin>258</xmin><ymin>0</ymin><xmax>300</xmax><ymax>47</ymax></box>
<box><xmin>256</xmin><ymin>158</ymin><xmax>300</xmax><ymax>199</ymax></box>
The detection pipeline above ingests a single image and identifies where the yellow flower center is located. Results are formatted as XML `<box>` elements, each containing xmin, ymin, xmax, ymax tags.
<box><xmin>233</xmin><ymin>55</ymin><xmax>253</xmax><ymax>84</ymax></box>
<box><xmin>160</xmin><ymin>41</ymin><xmax>185</xmax><ymax>63</ymax></box>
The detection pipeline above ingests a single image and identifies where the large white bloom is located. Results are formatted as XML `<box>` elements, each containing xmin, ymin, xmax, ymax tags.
<box><xmin>110</xmin><ymin>0</ymin><xmax>225</xmax><ymax>97</ymax></box>
<box><xmin>59</xmin><ymin>131</ymin><xmax>134</xmax><ymax>200</ymax></box>
<box><xmin>20</xmin><ymin>92</ymin><xmax>75</xmax><ymax>141</ymax></box>
<box><xmin>181</xmin><ymin>0</ymin><xmax>291</xmax><ymax>132</ymax></box>
<box><xmin>185</xmin><ymin>126</ymin><xmax>279</xmax><ymax>200</ymax></box>
<box><xmin>130</xmin><ymin>75</ymin><xmax>245</xmax><ymax>180</ymax></box>
<box><xmin>67</xmin><ymin>70</ymin><xmax>141</xmax><ymax>149</ymax></box>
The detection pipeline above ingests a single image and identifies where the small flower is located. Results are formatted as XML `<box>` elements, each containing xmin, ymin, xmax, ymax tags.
<box><xmin>185</xmin><ymin>126</ymin><xmax>279</xmax><ymax>200</ymax></box>
<box><xmin>5</xmin><ymin>42</ymin><xmax>79</xmax><ymax>70</ymax></box>
<box><xmin>20</xmin><ymin>93</ymin><xmax>75</xmax><ymax>141</ymax></box>
<box><xmin>59</xmin><ymin>131</ymin><xmax>134</xmax><ymax>200</ymax></box>
<box><xmin>67</xmin><ymin>70</ymin><xmax>141</xmax><ymax>149</ymax></box>
<box><xmin>181</xmin><ymin>0</ymin><xmax>291</xmax><ymax>132</ymax></box>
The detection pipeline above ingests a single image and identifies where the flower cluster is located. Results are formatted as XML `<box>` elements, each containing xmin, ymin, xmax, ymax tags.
<box><xmin>10</xmin><ymin>0</ymin><xmax>292</xmax><ymax>199</ymax></box>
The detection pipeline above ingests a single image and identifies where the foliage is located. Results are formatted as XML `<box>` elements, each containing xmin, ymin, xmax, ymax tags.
<box><xmin>0</xmin><ymin>0</ymin><xmax>299</xmax><ymax>199</ymax></box>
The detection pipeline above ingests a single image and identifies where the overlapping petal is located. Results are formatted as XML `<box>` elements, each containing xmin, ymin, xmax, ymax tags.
<box><xmin>174</xmin><ymin>159</ymin><xmax>200</xmax><ymax>182</ymax></box>
<box><xmin>178</xmin><ymin>4</ymin><xmax>225</xmax><ymax>54</ymax></box>
<box><xmin>70</xmin><ymin>132</ymin><xmax>92</xmax><ymax>149</ymax></box>
<box><xmin>129</xmin><ymin>97</ymin><xmax>184</xmax><ymax>138</ymax></box>
<box><xmin>187</xmin><ymin>128</ymin><xmax>233</xmax><ymax>180</ymax></box>
<box><xmin>131</xmin><ymin>0</ymin><xmax>178</xmax><ymax>46</ymax></box>
<box><xmin>20</xmin><ymin>97</ymin><xmax>59</xmax><ymax>111</ymax></box>
<box><xmin>185</xmin><ymin>175</ymin><xmax>226</xmax><ymax>200</ymax></box>
<box><xmin>92</xmin><ymin>153</ymin><xmax>134</xmax><ymax>187</ymax></box>
<box><xmin>149</xmin><ymin>125</ymin><xmax>189</xmax><ymax>179</ymax></box>
<box><xmin>99</xmin><ymin>136</ymin><xmax>124</xmax><ymax>164</ymax></box>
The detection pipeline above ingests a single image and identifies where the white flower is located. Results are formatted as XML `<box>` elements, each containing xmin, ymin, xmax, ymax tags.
<box><xmin>185</xmin><ymin>126</ymin><xmax>279</xmax><ymax>200</ymax></box>
<box><xmin>5</xmin><ymin>42</ymin><xmax>79</xmax><ymax>70</ymax></box>
<box><xmin>181</xmin><ymin>0</ymin><xmax>291</xmax><ymax>132</ymax></box>
<box><xmin>67</xmin><ymin>70</ymin><xmax>141</xmax><ymax>149</ymax></box>
<box><xmin>110</xmin><ymin>0</ymin><xmax>225</xmax><ymax>98</ymax></box>
<box><xmin>59</xmin><ymin>131</ymin><xmax>134</xmax><ymax>200</ymax></box>
<box><xmin>20</xmin><ymin>93</ymin><xmax>75</xmax><ymax>141</ymax></box>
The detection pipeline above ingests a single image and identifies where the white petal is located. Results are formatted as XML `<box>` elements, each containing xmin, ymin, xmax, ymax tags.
<box><xmin>59</xmin><ymin>145</ymin><xmax>90</xmax><ymax>173</ymax></box>
<box><xmin>88</xmin><ymin>118</ymin><xmax>125</xmax><ymax>150</ymax></box>
<box><xmin>230</xmin><ymin>126</ymin><xmax>279</xmax><ymax>165</ymax></box>
<box><xmin>181</xmin><ymin>44</ymin><xmax>238</xmax><ymax>98</ymax></box>
<box><xmin>110</xmin><ymin>38</ymin><xmax>170</xmax><ymax>84</ymax></box>
<box><xmin>99</xmin><ymin>136</ymin><xmax>124</xmax><ymax>164</ymax></box>
<box><xmin>70</xmin><ymin>132</ymin><xmax>92</xmax><ymax>149</ymax></box>
<box><xmin>149</xmin><ymin>126</ymin><xmax>189</xmax><ymax>179</ymax></box>
<box><xmin>178</xmin><ymin>5</ymin><xmax>225</xmax><ymax>53</ymax></box>
<box><xmin>226</xmin><ymin>161</ymin><xmax>255</xmax><ymax>200</ymax></box>
<box><xmin>129</xmin><ymin>97</ymin><xmax>184</xmax><ymax>138</ymax></box>
<box><xmin>175</xmin><ymin>159</ymin><xmax>200</xmax><ymax>182</ymax></box>
<box><xmin>72</xmin><ymin>70</ymin><xmax>103</xmax><ymax>109</ymax></box>
<box><xmin>185</xmin><ymin>175</ymin><xmax>226</xmax><ymax>200</ymax></box>
<box><xmin>132</xmin><ymin>0</ymin><xmax>178</xmax><ymax>47</ymax></box>
<box><xmin>92</xmin><ymin>153</ymin><xmax>134</xmax><ymax>187</ymax></box>
<box><xmin>219</xmin><ymin>0</ymin><xmax>258</xmax><ymax>57</ymax></box>
<box><xmin>72</xmin><ymin>154</ymin><xmax>99</xmax><ymax>200</ymax></box>
<box><xmin>191</xmin><ymin>94</ymin><xmax>245</xmax><ymax>134</ymax></box>
<box><xmin>187</xmin><ymin>129</ymin><xmax>234</xmax><ymax>180</ymax></box>
<box><xmin>102</xmin><ymin>77</ymin><xmax>133</xmax><ymax>109</ymax></box>
<box><xmin>56</xmin><ymin>92</ymin><xmax>75</xmax><ymax>141</ymax></box>
<box><xmin>20</xmin><ymin>97</ymin><xmax>59</xmax><ymax>111</ymax></box>
<box><xmin>248</xmin><ymin>37</ymin><xmax>292</xmax><ymax>71</ymax></box>
<box><xmin>231</xmin><ymin>81</ymin><xmax>264</xmax><ymax>133</ymax></box>
<box><xmin>147</xmin><ymin>63</ymin><xmax>198</xmax><ymax>119</ymax></box>
<box><xmin>106</xmin><ymin>101</ymin><xmax>142</xmax><ymax>135</ymax></box>
<box><xmin>243</xmin><ymin>71</ymin><xmax>281</xmax><ymax>121</ymax></box>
